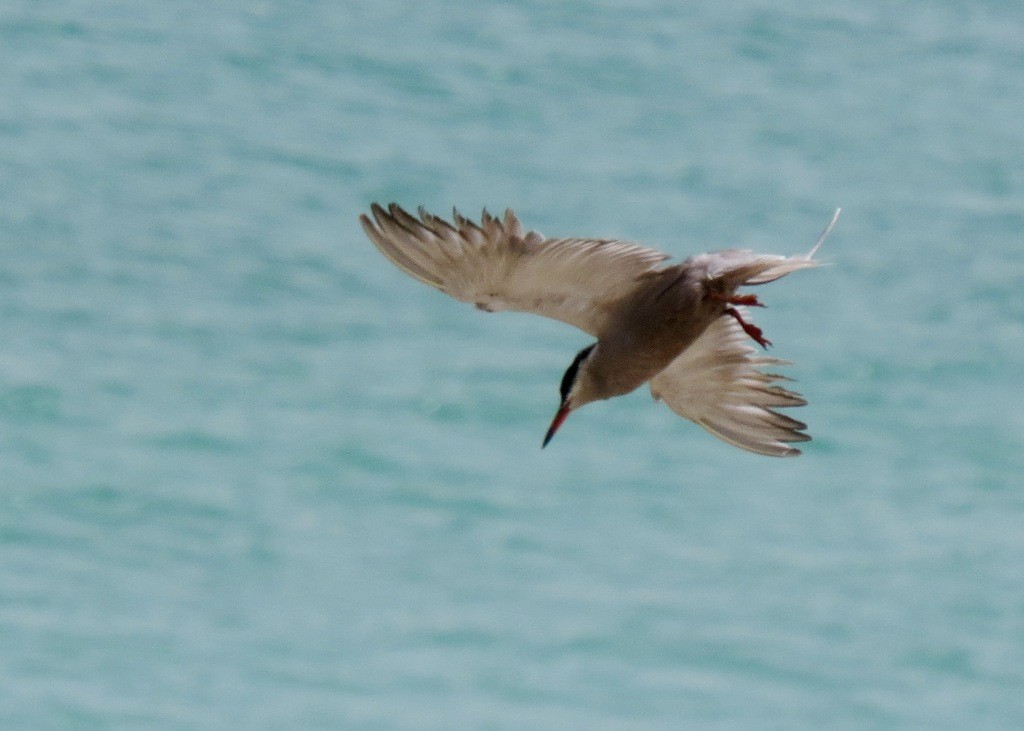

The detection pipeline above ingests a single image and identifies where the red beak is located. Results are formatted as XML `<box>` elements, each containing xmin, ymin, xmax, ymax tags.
<box><xmin>542</xmin><ymin>403</ymin><xmax>571</xmax><ymax>448</ymax></box>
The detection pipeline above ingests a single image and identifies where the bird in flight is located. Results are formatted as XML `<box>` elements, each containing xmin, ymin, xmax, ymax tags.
<box><xmin>360</xmin><ymin>203</ymin><xmax>839</xmax><ymax>456</ymax></box>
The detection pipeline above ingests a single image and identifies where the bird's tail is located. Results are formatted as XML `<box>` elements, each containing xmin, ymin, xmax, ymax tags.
<box><xmin>710</xmin><ymin>208</ymin><xmax>841</xmax><ymax>287</ymax></box>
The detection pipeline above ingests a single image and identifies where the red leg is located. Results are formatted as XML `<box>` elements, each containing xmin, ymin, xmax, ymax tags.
<box><xmin>708</xmin><ymin>292</ymin><xmax>766</xmax><ymax>307</ymax></box>
<box><xmin>725</xmin><ymin>293</ymin><xmax>765</xmax><ymax>307</ymax></box>
<box><xmin>726</xmin><ymin>307</ymin><xmax>772</xmax><ymax>349</ymax></box>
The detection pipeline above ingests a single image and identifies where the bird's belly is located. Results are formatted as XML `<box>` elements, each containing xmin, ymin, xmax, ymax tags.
<box><xmin>594</xmin><ymin>303</ymin><xmax>721</xmax><ymax>398</ymax></box>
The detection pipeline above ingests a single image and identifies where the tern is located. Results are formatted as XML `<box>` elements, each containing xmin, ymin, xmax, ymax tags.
<box><xmin>361</xmin><ymin>203</ymin><xmax>839</xmax><ymax>456</ymax></box>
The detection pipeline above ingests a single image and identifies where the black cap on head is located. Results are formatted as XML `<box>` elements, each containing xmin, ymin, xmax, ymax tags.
<box><xmin>559</xmin><ymin>344</ymin><xmax>595</xmax><ymax>403</ymax></box>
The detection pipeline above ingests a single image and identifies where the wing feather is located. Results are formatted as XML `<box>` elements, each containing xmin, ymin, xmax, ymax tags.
<box><xmin>360</xmin><ymin>203</ymin><xmax>671</xmax><ymax>335</ymax></box>
<box><xmin>649</xmin><ymin>310</ymin><xmax>812</xmax><ymax>457</ymax></box>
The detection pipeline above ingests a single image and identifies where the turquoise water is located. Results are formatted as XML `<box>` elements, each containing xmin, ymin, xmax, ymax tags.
<box><xmin>3</xmin><ymin>1</ymin><xmax>1023</xmax><ymax>727</ymax></box>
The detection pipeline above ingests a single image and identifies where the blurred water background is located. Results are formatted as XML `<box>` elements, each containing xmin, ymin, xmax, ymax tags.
<box><xmin>2</xmin><ymin>1</ymin><xmax>1023</xmax><ymax>728</ymax></box>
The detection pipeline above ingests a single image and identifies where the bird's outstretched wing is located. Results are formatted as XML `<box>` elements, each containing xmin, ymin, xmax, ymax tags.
<box><xmin>360</xmin><ymin>203</ymin><xmax>671</xmax><ymax>336</ymax></box>
<box><xmin>649</xmin><ymin>309</ymin><xmax>811</xmax><ymax>457</ymax></box>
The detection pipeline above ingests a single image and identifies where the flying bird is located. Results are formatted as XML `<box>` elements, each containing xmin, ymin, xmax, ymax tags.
<box><xmin>360</xmin><ymin>203</ymin><xmax>839</xmax><ymax>456</ymax></box>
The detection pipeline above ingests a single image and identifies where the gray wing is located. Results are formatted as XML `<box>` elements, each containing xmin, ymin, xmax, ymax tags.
<box><xmin>360</xmin><ymin>203</ymin><xmax>671</xmax><ymax>336</ymax></box>
<box><xmin>649</xmin><ymin>309</ymin><xmax>811</xmax><ymax>457</ymax></box>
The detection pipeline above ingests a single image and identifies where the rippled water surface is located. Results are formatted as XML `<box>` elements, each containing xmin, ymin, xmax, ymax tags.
<box><xmin>2</xmin><ymin>1</ymin><xmax>1023</xmax><ymax>728</ymax></box>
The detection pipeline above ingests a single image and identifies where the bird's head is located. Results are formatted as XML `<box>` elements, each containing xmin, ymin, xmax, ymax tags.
<box><xmin>542</xmin><ymin>343</ymin><xmax>599</xmax><ymax>448</ymax></box>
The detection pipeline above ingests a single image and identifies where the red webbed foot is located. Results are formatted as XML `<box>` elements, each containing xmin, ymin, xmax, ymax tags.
<box><xmin>726</xmin><ymin>306</ymin><xmax>772</xmax><ymax>349</ymax></box>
